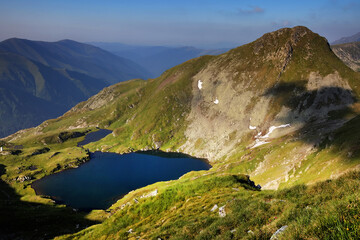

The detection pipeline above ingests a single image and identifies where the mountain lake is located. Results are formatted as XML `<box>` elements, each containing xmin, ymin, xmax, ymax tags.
<box><xmin>32</xmin><ymin>130</ymin><xmax>210</xmax><ymax>210</ymax></box>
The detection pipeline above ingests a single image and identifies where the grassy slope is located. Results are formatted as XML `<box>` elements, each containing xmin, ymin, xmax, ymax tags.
<box><xmin>0</xmin><ymin>79</ymin><xmax>149</xmax><ymax>239</ymax></box>
<box><xmin>56</xmin><ymin>170</ymin><xmax>360</xmax><ymax>240</ymax></box>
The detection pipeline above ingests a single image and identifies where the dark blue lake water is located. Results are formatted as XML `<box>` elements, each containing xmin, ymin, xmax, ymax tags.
<box><xmin>77</xmin><ymin>129</ymin><xmax>112</xmax><ymax>146</ymax></box>
<box><xmin>32</xmin><ymin>151</ymin><xmax>210</xmax><ymax>210</ymax></box>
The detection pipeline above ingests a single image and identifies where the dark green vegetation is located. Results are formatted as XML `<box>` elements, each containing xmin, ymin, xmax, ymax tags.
<box><xmin>1</xmin><ymin>26</ymin><xmax>360</xmax><ymax>239</ymax></box>
<box><xmin>0</xmin><ymin>38</ymin><xmax>150</xmax><ymax>137</ymax></box>
<box><xmin>0</xmin><ymin>129</ymin><xmax>106</xmax><ymax>239</ymax></box>
<box><xmin>0</xmin><ymin>164</ymin><xmax>100</xmax><ymax>240</ymax></box>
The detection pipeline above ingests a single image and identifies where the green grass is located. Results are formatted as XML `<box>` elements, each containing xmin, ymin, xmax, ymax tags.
<box><xmin>55</xmin><ymin>171</ymin><xmax>360</xmax><ymax>240</ymax></box>
<box><xmin>83</xmin><ymin>55</ymin><xmax>215</xmax><ymax>153</ymax></box>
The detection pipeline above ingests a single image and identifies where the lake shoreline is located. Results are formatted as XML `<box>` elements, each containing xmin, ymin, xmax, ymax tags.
<box><xmin>32</xmin><ymin>152</ymin><xmax>210</xmax><ymax>210</ymax></box>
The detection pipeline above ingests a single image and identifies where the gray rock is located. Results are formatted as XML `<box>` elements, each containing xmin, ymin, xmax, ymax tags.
<box><xmin>219</xmin><ymin>205</ymin><xmax>226</xmax><ymax>217</ymax></box>
<box><xmin>270</xmin><ymin>225</ymin><xmax>288</xmax><ymax>240</ymax></box>
<box><xmin>16</xmin><ymin>175</ymin><xmax>31</xmax><ymax>182</ymax></box>
<box><xmin>210</xmin><ymin>204</ymin><xmax>218</xmax><ymax>212</ymax></box>
<box><xmin>140</xmin><ymin>189</ymin><xmax>158</xmax><ymax>199</ymax></box>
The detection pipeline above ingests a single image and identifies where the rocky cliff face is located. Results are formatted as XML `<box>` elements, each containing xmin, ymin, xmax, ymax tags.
<box><xmin>180</xmin><ymin>27</ymin><xmax>357</xmax><ymax>161</ymax></box>
<box><xmin>332</xmin><ymin>41</ymin><xmax>360</xmax><ymax>72</ymax></box>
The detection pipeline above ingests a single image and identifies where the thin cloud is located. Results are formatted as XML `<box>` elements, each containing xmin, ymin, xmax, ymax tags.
<box><xmin>271</xmin><ymin>20</ymin><xmax>292</xmax><ymax>28</ymax></box>
<box><xmin>341</xmin><ymin>1</ymin><xmax>360</xmax><ymax>11</ymax></box>
<box><xmin>238</xmin><ymin>6</ymin><xmax>264</xmax><ymax>15</ymax></box>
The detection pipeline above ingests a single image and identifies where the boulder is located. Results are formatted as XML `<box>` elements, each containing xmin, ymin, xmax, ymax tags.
<box><xmin>210</xmin><ymin>204</ymin><xmax>218</xmax><ymax>212</ymax></box>
<box><xmin>219</xmin><ymin>205</ymin><xmax>226</xmax><ymax>217</ymax></box>
<box><xmin>270</xmin><ymin>225</ymin><xmax>288</xmax><ymax>240</ymax></box>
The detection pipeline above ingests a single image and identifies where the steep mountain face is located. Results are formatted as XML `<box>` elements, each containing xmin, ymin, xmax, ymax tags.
<box><xmin>8</xmin><ymin>26</ymin><xmax>360</xmax><ymax>189</ymax></box>
<box><xmin>332</xmin><ymin>32</ymin><xmax>360</xmax><ymax>45</ymax></box>
<box><xmin>3</xmin><ymin>26</ymin><xmax>360</xmax><ymax>239</ymax></box>
<box><xmin>90</xmin><ymin>42</ymin><xmax>227</xmax><ymax>77</ymax></box>
<box><xmin>0</xmin><ymin>38</ymin><xmax>151</xmax><ymax>137</ymax></box>
<box><xmin>0</xmin><ymin>38</ymin><xmax>150</xmax><ymax>84</ymax></box>
<box><xmin>181</xmin><ymin>27</ymin><xmax>355</xmax><ymax>161</ymax></box>
<box><xmin>0</xmin><ymin>51</ymin><xmax>108</xmax><ymax>137</ymax></box>
<box><xmin>332</xmin><ymin>41</ymin><xmax>360</xmax><ymax>71</ymax></box>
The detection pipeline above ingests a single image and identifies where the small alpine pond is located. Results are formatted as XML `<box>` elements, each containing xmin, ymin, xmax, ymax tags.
<box><xmin>32</xmin><ymin>151</ymin><xmax>210</xmax><ymax>210</ymax></box>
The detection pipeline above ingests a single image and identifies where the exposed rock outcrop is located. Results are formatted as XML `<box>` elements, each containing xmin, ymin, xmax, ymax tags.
<box><xmin>332</xmin><ymin>41</ymin><xmax>360</xmax><ymax>72</ymax></box>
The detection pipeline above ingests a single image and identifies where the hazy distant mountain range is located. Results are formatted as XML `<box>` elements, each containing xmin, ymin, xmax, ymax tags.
<box><xmin>331</xmin><ymin>32</ymin><xmax>360</xmax><ymax>45</ymax></box>
<box><xmin>0</xmin><ymin>38</ymin><xmax>150</xmax><ymax>137</ymax></box>
<box><xmin>0</xmin><ymin>38</ymin><xmax>150</xmax><ymax>84</ymax></box>
<box><xmin>89</xmin><ymin>42</ymin><xmax>228</xmax><ymax>77</ymax></box>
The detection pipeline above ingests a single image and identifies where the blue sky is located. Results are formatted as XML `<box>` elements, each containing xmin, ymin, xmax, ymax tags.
<box><xmin>0</xmin><ymin>0</ymin><xmax>359</xmax><ymax>48</ymax></box>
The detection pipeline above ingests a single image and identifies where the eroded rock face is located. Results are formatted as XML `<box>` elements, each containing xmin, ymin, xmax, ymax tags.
<box><xmin>332</xmin><ymin>42</ymin><xmax>360</xmax><ymax>72</ymax></box>
<box><xmin>179</xmin><ymin>27</ymin><xmax>356</xmax><ymax>165</ymax></box>
<box><xmin>71</xmin><ymin>85</ymin><xmax>117</xmax><ymax>111</ymax></box>
<box><xmin>183</xmin><ymin>67</ymin><xmax>354</xmax><ymax>160</ymax></box>
<box><xmin>176</xmin><ymin>27</ymin><xmax>358</xmax><ymax>190</ymax></box>
<box><xmin>180</xmin><ymin>64</ymin><xmax>355</xmax><ymax>187</ymax></box>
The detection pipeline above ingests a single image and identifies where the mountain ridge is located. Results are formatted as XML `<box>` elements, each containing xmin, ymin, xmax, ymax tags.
<box><xmin>0</xmin><ymin>50</ymin><xmax>109</xmax><ymax>137</ymax></box>
<box><xmin>332</xmin><ymin>32</ymin><xmax>360</xmax><ymax>45</ymax></box>
<box><xmin>0</xmin><ymin>38</ymin><xmax>150</xmax><ymax>84</ymax></box>
<box><xmin>90</xmin><ymin>42</ymin><xmax>228</xmax><ymax>77</ymax></box>
<box><xmin>0</xmin><ymin>38</ymin><xmax>151</xmax><ymax>137</ymax></box>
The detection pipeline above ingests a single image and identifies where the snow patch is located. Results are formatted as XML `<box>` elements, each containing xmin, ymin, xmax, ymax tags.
<box><xmin>214</xmin><ymin>98</ymin><xmax>219</xmax><ymax>104</ymax></box>
<box><xmin>251</xmin><ymin>124</ymin><xmax>290</xmax><ymax>149</ymax></box>
<box><xmin>260</xmin><ymin>124</ymin><xmax>291</xmax><ymax>139</ymax></box>
<box><xmin>252</xmin><ymin>140</ymin><xmax>269</xmax><ymax>148</ymax></box>
<box><xmin>198</xmin><ymin>80</ymin><xmax>203</xmax><ymax>90</ymax></box>
<box><xmin>249</xmin><ymin>125</ymin><xmax>257</xmax><ymax>130</ymax></box>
